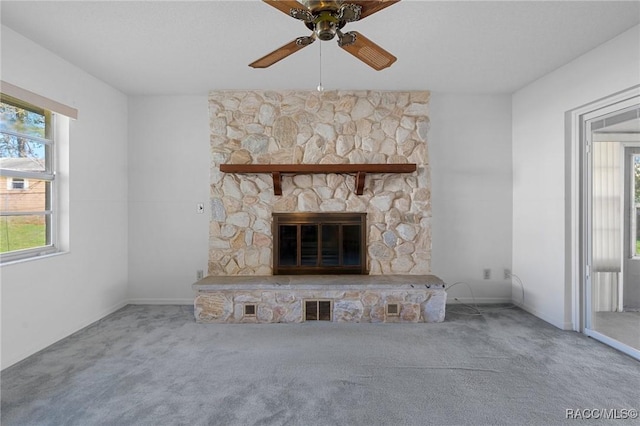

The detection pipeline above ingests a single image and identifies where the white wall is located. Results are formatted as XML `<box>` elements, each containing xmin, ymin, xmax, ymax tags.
<box><xmin>1</xmin><ymin>26</ymin><xmax>129</xmax><ymax>369</ymax></box>
<box><xmin>127</xmin><ymin>96</ymin><xmax>209</xmax><ymax>303</ymax></box>
<box><xmin>430</xmin><ymin>94</ymin><xmax>513</xmax><ymax>302</ymax></box>
<box><xmin>513</xmin><ymin>25</ymin><xmax>640</xmax><ymax>329</ymax></box>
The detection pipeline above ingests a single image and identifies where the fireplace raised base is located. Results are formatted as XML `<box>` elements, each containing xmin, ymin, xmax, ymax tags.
<box><xmin>193</xmin><ymin>275</ymin><xmax>446</xmax><ymax>323</ymax></box>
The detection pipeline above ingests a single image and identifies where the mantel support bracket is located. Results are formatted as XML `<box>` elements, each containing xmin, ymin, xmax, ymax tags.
<box><xmin>272</xmin><ymin>172</ymin><xmax>282</xmax><ymax>196</ymax></box>
<box><xmin>355</xmin><ymin>171</ymin><xmax>366</xmax><ymax>195</ymax></box>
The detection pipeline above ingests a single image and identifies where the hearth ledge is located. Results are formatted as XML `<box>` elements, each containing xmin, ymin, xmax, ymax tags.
<box><xmin>193</xmin><ymin>275</ymin><xmax>446</xmax><ymax>324</ymax></box>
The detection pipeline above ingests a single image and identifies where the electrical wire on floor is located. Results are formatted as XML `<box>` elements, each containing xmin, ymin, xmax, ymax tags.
<box><xmin>444</xmin><ymin>273</ymin><xmax>525</xmax><ymax>316</ymax></box>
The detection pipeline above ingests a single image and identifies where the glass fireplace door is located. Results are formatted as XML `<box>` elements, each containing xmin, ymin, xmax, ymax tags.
<box><xmin>273</xmin><ymin>213</ymin><xmax>367</xmax><ymax>275</ymax></box>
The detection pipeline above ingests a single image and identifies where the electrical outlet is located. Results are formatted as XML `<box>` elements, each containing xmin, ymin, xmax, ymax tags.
<box><xmin>196</xmin><ymin>269</ymin><xmax>204</xmax><ymax>280</ymax></box>
<box><xmin>196</xmin><ymin>203</ymin><xmax>204</xmax><ymax>214</ymax></box>
<box><xmin>483</xmin><ymin>268</ymin><xmax>491</xmax><ymax>280</ymax></box>
<box><xmin>504</xmin><ymin>268</ymin><xmax>511</xmax><ymax>280</ymax></box>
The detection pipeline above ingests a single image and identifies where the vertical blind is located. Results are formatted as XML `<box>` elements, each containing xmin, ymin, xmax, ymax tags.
<box><xmin>592</xmin><ymin>142</ymin><xmax>622</xmax><ymax>311</ymax></box>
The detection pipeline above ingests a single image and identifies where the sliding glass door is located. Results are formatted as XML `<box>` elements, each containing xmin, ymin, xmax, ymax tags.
<box><xmin>584</xmin><ymin>100</ymin><xmax>640</xmax><ymax>357</ymax></box>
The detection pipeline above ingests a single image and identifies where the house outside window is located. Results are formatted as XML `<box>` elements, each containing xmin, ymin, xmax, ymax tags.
<box><xmin>0</xmin><ymin>94</ymin><xmax>56</xmax><ymax>260</ymax></box>
<box><xmin>8</xmin><ymin>178</ymin><xmax>28</xmax><ymax>190</ymax></box>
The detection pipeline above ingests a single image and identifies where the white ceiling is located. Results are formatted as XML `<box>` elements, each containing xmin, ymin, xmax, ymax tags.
<box><xmin>1</xmin><ymin>1</ymin><xmax>639</xmax><ymax>96</ymax></box>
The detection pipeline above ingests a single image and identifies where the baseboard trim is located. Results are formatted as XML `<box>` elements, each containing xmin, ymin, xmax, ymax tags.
<box><xmin>447</xmin><ymin>297</ymin><xmax>512</xmax><ymax>304</ymax></box>
<box><xmin>2</xmin><ymin>299</ymin><xmax>128</xmax><ymax>371</ymax></box>
<box><xmin>126</xmin><ymin>298</ymin><xmax>193</xmax><ymax>305</ymax></box>
<box><xmin>515</xmin><ymin>301</ymin><xmax>573</xmax><ymax>330</ymax></box>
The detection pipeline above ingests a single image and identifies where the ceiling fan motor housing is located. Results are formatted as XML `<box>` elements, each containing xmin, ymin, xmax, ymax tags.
<box><xmin>315</xmin><ymin>17</ymin><xmax>337</xmax><ymax>40</ymax></box>
<box><xmin>300</xmin><ymin>1</ymin><xmax>345</xmax><ymax>41</ymax></box>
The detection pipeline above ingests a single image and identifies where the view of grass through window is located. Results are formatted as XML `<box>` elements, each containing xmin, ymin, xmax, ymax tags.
<box><xmin>1</xmin><ymin>216</ymin><xmax>46</xmax><ymax>253</ymax></box>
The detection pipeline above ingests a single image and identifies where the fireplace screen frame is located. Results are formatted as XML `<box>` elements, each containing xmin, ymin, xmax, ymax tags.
<box><xmin>272</xmin><ymin>212</ymin><xmax>367</xmax><ymax>275</ymax></box>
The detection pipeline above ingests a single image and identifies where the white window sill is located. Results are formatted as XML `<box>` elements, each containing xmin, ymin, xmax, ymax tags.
<box><xmin>0</xmin><ymin>250</ymin><xmax>69</xmax><ymax>267</ymax></box>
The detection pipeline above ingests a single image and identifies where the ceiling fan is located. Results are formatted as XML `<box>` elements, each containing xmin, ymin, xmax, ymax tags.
<box><xmin>249</xmin><ymin>0</ymin><xmax>400</xmax><ymax>71</ymax></box>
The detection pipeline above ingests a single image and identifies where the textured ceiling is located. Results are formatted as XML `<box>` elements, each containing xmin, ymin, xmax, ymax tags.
<box><xmin>1</xmin><ymin>1</ymin><xmax>639</xmax><ymax>95</ymax></box>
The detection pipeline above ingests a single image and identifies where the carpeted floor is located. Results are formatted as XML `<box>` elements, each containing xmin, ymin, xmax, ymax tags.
<box><xmin>2</xmin><ymin>304</ymin><xmax>639</xmax><ymax>425</ymax></box>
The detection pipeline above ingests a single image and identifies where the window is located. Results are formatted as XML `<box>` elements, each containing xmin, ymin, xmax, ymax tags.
<box><xmin>0</xmin><ymin>94</ymin><xmax>56</xmax><ymax>260</ymax></box>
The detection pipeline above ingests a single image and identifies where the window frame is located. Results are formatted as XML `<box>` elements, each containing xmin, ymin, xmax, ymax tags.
<box><xmin>1</xmin><ymin>94</ymin><xmax>58</xmax><ymax>262</ymax></box>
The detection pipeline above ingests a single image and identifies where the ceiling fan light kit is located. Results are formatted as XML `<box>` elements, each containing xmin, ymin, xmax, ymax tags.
<box><xmin>249</xmin><ymin>0</ymin><xmax>399</xmax><ymax>71</ymax></box>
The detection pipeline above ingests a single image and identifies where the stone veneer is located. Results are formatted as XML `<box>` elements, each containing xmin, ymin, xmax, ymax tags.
<box><xmin>208</xmin><ymin>90</ymin><xmax>431</xmax><ymax>275</ymax></box>
<box><xmin>193</xmin><ymin>275</ymin><xmax>446</xmax><ymax>323</ymax></box>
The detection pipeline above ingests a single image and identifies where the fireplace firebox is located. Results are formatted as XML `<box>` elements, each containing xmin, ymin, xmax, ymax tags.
<box><xmin>272</xmin><ymin>213</ymin><xmax>367</xmax><ymax>275</ymax></box>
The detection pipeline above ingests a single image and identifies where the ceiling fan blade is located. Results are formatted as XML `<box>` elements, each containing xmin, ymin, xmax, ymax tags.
<box><xmin>249</xmin><ymin>37</ymin><xmax>315</xmax><ymax>68</ymax></box>
<box><xmin>347</xmin><ymin>0</ymin><xmax>400</xmax><ymax>20</ymax></box>
<box><xmin>338</xmin><ymin>31</ymin><xmax>396</xmax><ymax>71</ymax></box>
<box><xmin>262</xmin><ymin>0</ymin><xmax>309</xmax><ymax>17</ymax></box>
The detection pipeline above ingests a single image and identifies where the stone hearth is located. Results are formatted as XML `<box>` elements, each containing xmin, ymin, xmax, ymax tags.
<box><xmin>193</xmin><ymin>275</ymin><xmax>446</xmax><ymax>323</ymax></box>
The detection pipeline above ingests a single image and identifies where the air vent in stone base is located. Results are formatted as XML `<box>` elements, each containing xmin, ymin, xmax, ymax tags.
<box><xmin>305</xmin><ymin>300</ymin><xmax>332</xmax><ymax>321</ymax></box>
<box><xmin>244</xmin><ymin>304</ymin><xmax>256</xmax><ymax>317</ymax></box>
<box><xmin>386</xmin><ymin>303</ymin><xmax>399</xmax><ymax>316</ymax></box>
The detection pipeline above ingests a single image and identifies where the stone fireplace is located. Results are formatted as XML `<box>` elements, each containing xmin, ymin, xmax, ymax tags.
<box><xmin>208</xmin><ymin>90</ymin><xmax>432</xmax><ymax>276</ymax></box>
<box><xmin>194</xmin><ymin>90</ymin><xmax>446</xmax><ymax>324</ymax></box>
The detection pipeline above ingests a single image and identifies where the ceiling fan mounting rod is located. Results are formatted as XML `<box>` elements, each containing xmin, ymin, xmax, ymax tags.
<box><xmin>314</xmin><ymin>10</ymin><xmax>339</xmax><ymax>24</ymax></box>
<box><xmin>301</xmin><ymin>0</ymin><xmax>343</xmax><ymax>13</ymax></box>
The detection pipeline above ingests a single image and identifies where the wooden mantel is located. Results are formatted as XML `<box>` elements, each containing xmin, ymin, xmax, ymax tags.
<box><xmin>219</xmin><ymin>163</ymin><xmax>417</xmax><ymax>195</ymax></box>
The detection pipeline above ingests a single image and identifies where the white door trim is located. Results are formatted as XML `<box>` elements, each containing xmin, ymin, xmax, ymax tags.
<box><xmin>568</xmin><ymin>86</ymin><xmax>640</xmax><ymax>332</ymax></box>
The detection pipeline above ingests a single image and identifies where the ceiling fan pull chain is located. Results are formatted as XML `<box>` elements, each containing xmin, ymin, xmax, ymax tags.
<box><xmin>317</xmin><ymin>41</ymin><xmax>324</xmax><ymax>92</ymax></box>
